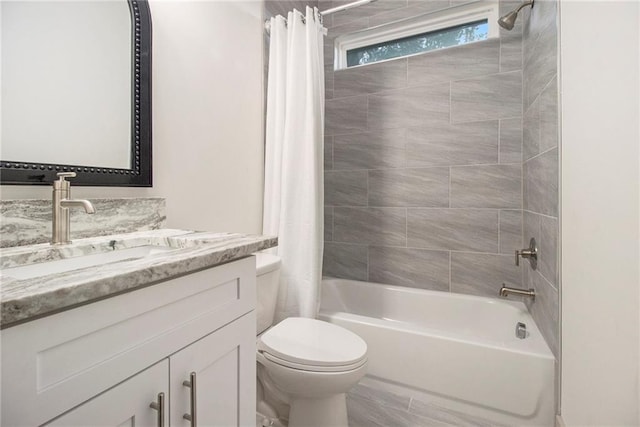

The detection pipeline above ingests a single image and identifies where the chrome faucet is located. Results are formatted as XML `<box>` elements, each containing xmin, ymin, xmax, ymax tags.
<box><xmin>52</xmin><ymin>172</ymin><xmax>95</xmax><ymax>245</ymax></box>
<box><xmin>499</xmin><ymin>284</ymin><xmax>536</xmax><ymax>301</ymax></box>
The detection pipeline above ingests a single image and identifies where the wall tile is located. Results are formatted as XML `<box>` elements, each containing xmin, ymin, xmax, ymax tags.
<box><xmin>334</xmin><ymin>129</ymin><xmax>406</xmax><ymax>170</ymax></box>
<box><xmin>325</xmin><ymin>88</ymin><xmax>334</xmax><ymax>100</ymax></box>
<box><xmin>368</xmin><ymin>167</ymin><xmax>449</xmax><ymax>207</ymax></box>
<box><xmin>324</xmin><ymin>206</ymin><xmax>333</xmax><ymax>241</ymax></box>
<box><xmin>539</xmin><ymin>214</ymin><xmax>558</xmax><ymax>287</ymax></box>
<box><xmin>334</xmin><ymin>207</ymin><xmax>407</xmax><ymax>245</ymax></box>
<box><xmin>324</xmin><ymin>135</ymin><xmax>333</xmax><ymax>170</ymax></box>
<box><xmin>324</xmin><ymin>15</ymin><xmax>370</xmax><ymax>35</ymax></box>
<box><xmin>407</xmin><ymin>209</ymin><xmax>498</xmax><ymax>252</ymax></box>
<box><xmin>524</xmin><ymin>270</ymin><xmax>559</xmax><ymax>357</ymax></box>
<box><xmin>369</xmin><ymin>246</ymin><xmax>449</xmax><ymax>290</ymax></box>
<box><xmin>323</xmin><ymin>242</ymin><xmax>368</xmax><ymax>280</ymax></box>
<box><xmin>405</xmin><ymin>121</ymin><xmax>499</xmax><ymax>167</ymax></box>
<box><xmin>524</xmin><ymin>148</ymin><xmax>558</xmax><ymax>217</ymax></box>
<box><xmin>451</xmin><ymin>71</ymin><xmax>523</xmax><ymax>123</ymax></box>
<box><xmin>523</xmin><ymin>95</ymin><xmax>540</xmax><ymax>160</ymax></box>
<box><xmin>334</xmin><ymin>58</ymin><xmax>407</xmax><ymax>97</ymax></box>
<box><xmin>539</xmin><ymin>76</ymin><xmax>559</xmax><ymax>153</ymax></box>
<box><xmin>499</xmin><ymin>209</ymin><xmax>522</xmax><ymax>254</ymax></box>
<box><xmin>325</xmin><ymin>66</ymin><xmax>334</xmax><ymax>100</ymax></box>
<box><xmin>500</xmin><ymin>32</ymin><xmax>523</xmax><ymax>72</ymax></box>
<box><xmin>499</xmin><ymin>117</ymin><xmax>522</xmax><ymax>163</ymax></box>
<box><xmin>368</xmin><ymin>83</ymin><xmax>450</xmax><ymax>130</ymax></box>
<box><xmin>523</xmin><ymin>210</ymin><xmax>541</xmax><ymax>252</ymax></box>
<box><xmin>330</xmin><ymin>0</ymin><xmax>407</xmax><ymax>27</ymax></box>
<box><xmin>407</xmin><ymin>39</ymin><xmax>500</xmax><ymax>87</ymax></box>
<box><xmin>326</xmin><ymin>95</ymin><xmax>368</xmax><ymax>135</ymax></box>
<box><xmin>450</xmin><ymin>164</ymin><xmax>522</xmax><ymax>209</ymax></box>
<box><xmin>451</xmin><ymin>252</ymin><xmax>522</xmax><ymax>297</ymax></box>
<box><xmin>324</xmin><ymin>36</ymin><xmax>334</xmax><ymax>65</ymax></box>
<box><xmin>325</xmin><ymin>170</ymin><xmax>368</xmax><ymax>206</ymax></box>
<box><xmin>523</xmin><ymin>21</ymin><xmax>557</xmax><ymax>109</ymax></box>
<box><xmin>523</xmin><ymin>0</ymin><xmax>557</xmax><ymax>63</ymax></box>
<box><xmin>368</xmin><ymin>1</ymin><xmax>450</xmax><ymax>27</ymax></box>
<box><xmin>265</xmin><ymin>0</ymin><xmax>319</xmax><ymax>18</ymax></box>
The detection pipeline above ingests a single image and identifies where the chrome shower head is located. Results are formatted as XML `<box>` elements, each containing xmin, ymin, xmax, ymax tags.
<box><xmin>498</xmin><ymin>0</ymin><xmax>534</xmax><ymax>31</ymax></box>
<box><xmin>498</xmin><ymin>10</ymin><xmax>519</xmax><ymax>30</ymax></box>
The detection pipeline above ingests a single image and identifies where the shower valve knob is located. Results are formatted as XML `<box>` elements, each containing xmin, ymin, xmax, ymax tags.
<box><xmin>515</xmin><ymin>238</ymin><xmax>538</xmax><ymax>268</ymax></box>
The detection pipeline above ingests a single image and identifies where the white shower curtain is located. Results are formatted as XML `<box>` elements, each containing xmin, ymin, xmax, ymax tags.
<box><xmin>263</xmin><ymin>7</ymin><xmax>325</xmax><ymax>321</ymax></box>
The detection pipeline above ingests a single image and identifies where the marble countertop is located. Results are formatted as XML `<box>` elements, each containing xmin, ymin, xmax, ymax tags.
<box><xmin>0</xmin><ymin>229</ymin><xmax>277</xmax><ymax>328</ymax></box>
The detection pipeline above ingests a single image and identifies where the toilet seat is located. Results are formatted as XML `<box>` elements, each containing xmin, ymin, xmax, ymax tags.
<box><xmin>261</xmin><ymin>350</ymin><xmax>367</xmax><ymax>372</ymax></box>
<box><xmin>258</xmin><ymin>317</ymin><xmax>367</xmax><ymax>372</ymax></box>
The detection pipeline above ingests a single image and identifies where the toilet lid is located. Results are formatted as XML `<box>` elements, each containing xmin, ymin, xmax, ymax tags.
<box><xmin>258</xmin><ymin>318</ymin><xmax>367</xmax><ymax>368</ymax></box>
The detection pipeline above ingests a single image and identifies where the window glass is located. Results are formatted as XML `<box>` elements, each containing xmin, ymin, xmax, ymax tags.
<box><xmin>346</xmin><ymin>19</ymin><xmax>489</xmax><ymax>67</ymax></box>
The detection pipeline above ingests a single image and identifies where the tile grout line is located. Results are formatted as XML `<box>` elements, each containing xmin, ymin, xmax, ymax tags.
<box><xmin>329</xmin><ymin>116</ymin><xmax>522</xmax><ymax>138</ymax></box>
<box><xmin>328</xmin><ymin>162</ymin><xmax>523</xmax><ymax>173</ymax></box>
<box><xmin>326</xmin><ymin>240</ymin><xmax>515</xmax><ymax>256</ymax></box>
<box><xmin>498</xmin><ymin>209</ymin><xmax>501</xmax><ymax>253</ymax></box>
<box><xmin>497</xmin><ymin>119</ymin><xmax>502</xmax><ymax>164</ymax></box>
<box><xmin>523</xmin><ymin>144</ymin><xmax>558</xmax><ymax>164</ymax></box>
<box><xmin>448</xmin><ymin>251</ymin><xmax>452</xmax><ymax>293</ymax></box>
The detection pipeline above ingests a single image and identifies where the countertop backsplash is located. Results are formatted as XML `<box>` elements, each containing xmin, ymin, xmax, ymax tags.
<box><xmin>0</xmin><ymin>198</ymin><xmax>166</xmax><ymax>248</ymax></box>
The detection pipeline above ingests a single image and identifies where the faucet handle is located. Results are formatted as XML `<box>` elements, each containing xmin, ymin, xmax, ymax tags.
<box><xmin>57</xmin><ymin>172</ymin><xmax>76</xmax><ymax>180</ymax></box>
<box><xmin>515</xmin><ymin>238</ymin><xmax>538</xmax><ymax>268</ymax></box>
<box><xmin>54</xmin><ymin>172</ymin><xmax>76</xmax><ymax>190</ymax></box>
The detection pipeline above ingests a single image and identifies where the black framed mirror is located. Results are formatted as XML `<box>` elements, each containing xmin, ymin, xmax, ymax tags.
<box><xmin>0</xmin><ymin>0</ymin><xmax>152</xmax><ymax>187</ymax></box>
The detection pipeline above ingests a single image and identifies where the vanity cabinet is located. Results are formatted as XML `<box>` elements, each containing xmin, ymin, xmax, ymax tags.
<box><xmin>1</xmin><ymin>257</ymin><xmax>257</xmax><ymax>427</ymax></box>
<box><xmin>170</xmin><ymin>315</ymin><xmax>255</xmax><ymax>427</ymax></box>
<box><xmin>45</xmin><ymin>360</ymin><xmax>170</xmax><ymax>427</ymax></box>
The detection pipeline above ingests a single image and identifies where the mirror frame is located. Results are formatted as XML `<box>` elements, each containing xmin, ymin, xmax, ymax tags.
<box><xmin>0</xmin><ymin>0</ymin><xmax>152</xmax><ymax>187</ymax></box>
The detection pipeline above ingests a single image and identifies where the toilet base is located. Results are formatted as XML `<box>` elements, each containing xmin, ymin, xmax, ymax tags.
<box><xmin>288</xmin><ymin>393</ymin><xmax>348</xmax><ymax>427</ymax></box>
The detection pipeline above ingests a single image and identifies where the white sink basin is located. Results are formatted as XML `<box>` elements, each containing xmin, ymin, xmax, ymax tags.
<box><xmin>2</xmin><ymin>245</ymin><xmax>177</xmax><ymax>280</ymax></box>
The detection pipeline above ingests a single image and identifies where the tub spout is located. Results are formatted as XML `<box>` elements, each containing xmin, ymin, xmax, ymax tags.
<box><xmin>499</xmin><ymin>285</ymin><xmax>535</xmax><ymax>301</ymax></box>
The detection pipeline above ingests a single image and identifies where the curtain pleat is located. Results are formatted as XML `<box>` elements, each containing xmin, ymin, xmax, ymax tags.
<box><xmin>263</xmin><ymin>7</ymin><xmax>325</xmax><ymax>320</ymax></box>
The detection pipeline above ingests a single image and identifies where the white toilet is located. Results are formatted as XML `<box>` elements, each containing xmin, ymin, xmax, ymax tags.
<box><xmin>255</xmin><ymin>253</ymin><xmax>368</xmax><ymax>427</ymax></box>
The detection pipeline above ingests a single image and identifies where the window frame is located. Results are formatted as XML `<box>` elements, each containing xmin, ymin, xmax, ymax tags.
<box><xmin>333</xmin><ymin>0</ymin><xmax>500</xmax><ymax>70</ymax></box>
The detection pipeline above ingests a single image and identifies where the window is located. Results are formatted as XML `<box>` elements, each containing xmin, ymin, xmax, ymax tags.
<box><xmin>334</xmin><ymin>1</ymin><xmax>499</xmax><ymax>70</ymax></box>
<box><xmin>346</xmin><ymin>20</ymin><xmax>489</xmax><ymax>67</ymax></box>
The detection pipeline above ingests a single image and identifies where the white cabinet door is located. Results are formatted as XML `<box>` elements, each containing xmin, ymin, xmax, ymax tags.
<box><xmin>45</xmin><ymin>360</ymin><xmax>169</xmax><ymax>427</ymax></box>
<box><xmin>170</xmin><ymin>312</ymin><xmax>256</xmax><ymax>427</ymax></box>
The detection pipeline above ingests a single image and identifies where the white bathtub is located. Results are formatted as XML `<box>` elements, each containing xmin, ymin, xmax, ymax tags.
<box><xmin>319</xmin><ymin>278</ymin><xmax>555</xmax><ymax>426</ymax></box>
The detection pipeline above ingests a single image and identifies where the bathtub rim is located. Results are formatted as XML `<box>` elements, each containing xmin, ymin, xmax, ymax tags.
<box><xmin>320</xmin><ymin>277</ymin><xmax>554</xmax><ymax>359</ymax></box>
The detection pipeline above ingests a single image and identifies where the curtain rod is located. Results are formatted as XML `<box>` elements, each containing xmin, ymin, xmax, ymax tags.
<box><xmin>321</xmin><ymin>0</ymin><xmax>379</xmax><ymax>16</ymax></box>
<box><xmin>264</xmin><ymin>0</ymin><xmax>379</xmax><ymax>34</ymax></box>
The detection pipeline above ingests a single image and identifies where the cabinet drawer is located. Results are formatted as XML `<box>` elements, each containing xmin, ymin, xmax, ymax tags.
<box><xmin>1</xmin><ymin>256</ymin><xmax>256</xmax><ymax>427</ymax></box>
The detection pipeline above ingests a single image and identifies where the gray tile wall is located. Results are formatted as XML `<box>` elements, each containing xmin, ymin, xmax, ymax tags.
<box><xmin>322</xmin><ymin>0</ymin><xmax>525</xmax><ymax>298</ymax></box>
<box><xmin>520</xmin><ymin>0</ymin><xmax>560</xmax><ymax>362</ymax></box>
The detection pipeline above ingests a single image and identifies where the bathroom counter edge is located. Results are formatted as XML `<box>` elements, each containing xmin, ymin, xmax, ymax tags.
<box><xmin>0</xmin><ymin>230</ymin><xmax>277</xmax><ymax>328</ymax></box>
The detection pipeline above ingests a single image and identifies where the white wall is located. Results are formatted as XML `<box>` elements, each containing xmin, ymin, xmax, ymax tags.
<box><xmin>560</xmin><ymin>1</ymin><xmax>640</xmax><ymax>425</ymax></box>
<box><xmin>1</xmin><ymin>1</ymin><xmax>265</xmax><ymax>235</ymax></box>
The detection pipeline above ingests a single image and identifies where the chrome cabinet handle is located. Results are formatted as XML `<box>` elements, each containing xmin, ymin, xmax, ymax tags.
<box><xmin>183</xmin><ymin>371</ymin><xmax>197</xmax><ymax>427</ymax></box>
<box><xmin>149</xmin><ymin>392</ymin><xmax>165</xmax><ymax>427</ymax></box>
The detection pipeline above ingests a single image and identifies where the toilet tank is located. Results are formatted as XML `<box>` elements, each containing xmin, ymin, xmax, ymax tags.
<box><xmin>255</xmin><ymin>253</ymin><xmax>281</xmax><ymax>335</ymax></box>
